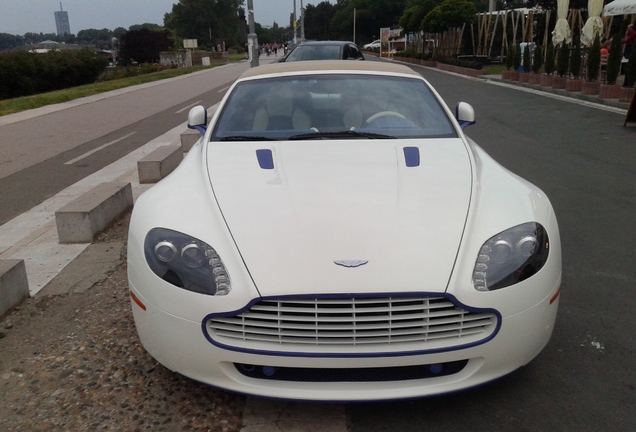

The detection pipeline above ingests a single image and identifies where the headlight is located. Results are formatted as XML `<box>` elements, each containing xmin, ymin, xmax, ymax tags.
<box><xmin>144</xmin><ymin>228</ymin><xmax>231</xmax><ymax>296</ymax></box>
<box><xmin>472</xmin><ymin>223</ymin><xmax>549</xmax><ymax>291</ymax></box>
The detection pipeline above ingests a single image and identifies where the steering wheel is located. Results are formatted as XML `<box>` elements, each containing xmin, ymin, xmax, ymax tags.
<box><xmin>365</xmin><ymin>111</ymin><xmax>406</xmax><ymax>124</ymax></box>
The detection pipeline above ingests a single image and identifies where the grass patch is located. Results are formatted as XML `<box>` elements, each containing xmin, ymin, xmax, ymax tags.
<box><xmin>0</xmin><ymin>62</ymin><xmax>231</xmax><ymax>117</ymax></box>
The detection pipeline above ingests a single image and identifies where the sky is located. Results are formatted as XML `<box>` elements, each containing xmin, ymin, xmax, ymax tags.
<box><xmin>0</xmin><ymin>0</ymin><xmax>332</xmax><ymax>36</ymax></box>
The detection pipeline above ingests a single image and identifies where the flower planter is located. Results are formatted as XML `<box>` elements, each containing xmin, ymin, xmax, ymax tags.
<box><xmin>518</xmin><ymin>72</ymin><xmax>530</xmax><ymax>82</ymax></box>
<box><xmin>581</xmin><ymin>81</ymin><xmax>600</xmax><ymax>95</ymax></box>
<box><xmin>565</xmin><ymin>78</ymin><xmax>582</xmax><ymax>92</ymax></box>
<box><xmin>618</xmin><ymin>86</ymin><xmax>635</xmax><ymax>103</ymax></box>
<box><xmin>599</xmin><ymin>84</ymin><xmax>620</xmax><ymax>99</ymax></box>
<box><xmin>529</xmin><ymin>74</ymin><xmax>542</xmax><ymax>85</ymax></box>
<box><xmin>552</xmin><ymin>76</ymin><xmax>566</xmax><ymax>89</ymax></box>
<box><xmin>509</xmin><ymin>71</ymin><xmax>519</xmax><ymax>81</ymax></box>
<box><xmin>540</xmin><ymin>74</ymin><xmax>553</xmax><ymax>87</ymax></box>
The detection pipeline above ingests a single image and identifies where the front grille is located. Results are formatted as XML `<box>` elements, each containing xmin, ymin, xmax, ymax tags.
<box><xmin>205</xmin><ymin>295</ymin><xmax>498</xmax><ymax>355</ymax></box>
<box><xmin>234</xmin><ymin>359</ymin><xmax>469</xmax><ymax>382</ymax></box>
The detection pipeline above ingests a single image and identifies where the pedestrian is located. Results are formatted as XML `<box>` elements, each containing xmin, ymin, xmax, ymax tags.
<box><xmin>244</xmin><ymin>42</ymin><xmax>249</xmax><ymax>59</ymax></box>
<box><xmin>623</xmin><ymin>24</ymin><xmax>635</xmax><ymax>58</ymax></box>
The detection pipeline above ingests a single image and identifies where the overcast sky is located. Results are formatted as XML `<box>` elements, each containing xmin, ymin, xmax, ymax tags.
<box><xmin>0</xmin><ymin>0</ymin><xmax>331</xmax><ymax>36</ymax></box>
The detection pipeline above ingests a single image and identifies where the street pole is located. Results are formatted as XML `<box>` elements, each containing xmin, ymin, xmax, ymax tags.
<box><xmin>293</xmin><ymin>0</ymin><xmax>297</xmax><ymax>44</ymax></box>
<box><xmin>353</xmin><ymin>8</ymin><xmax>356</xmax><ymax>44</ymax></box>
<box><xmin>247</xmin><ymin>0</ymin><xmax>259</xmax><ymax>67</ymax></box>
<box><xmin>300</xmin><ymin>0</ymin><xmax>305</xmax><ymax>42</ymax></box>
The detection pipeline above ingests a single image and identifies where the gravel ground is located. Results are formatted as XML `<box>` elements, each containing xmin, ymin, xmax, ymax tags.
<box><xmin>0</xmin><ymin>213</ymin><xmax>245</xmax><ymax>431</ymax></box>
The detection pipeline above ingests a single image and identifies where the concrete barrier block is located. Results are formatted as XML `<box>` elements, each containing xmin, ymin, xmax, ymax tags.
<box><xmin>0</xmin><ymin>260</ymin><xmax>29</xmax><ymax>317</ymax></box>
<box><xmin>55</xmin><ymin>182</ymin><xmax>133</xmax><ymax>244</ymax></box>
<box><xmin>137</xmin><ymin>145</ymin><xmax>183</xmax><ymax>184</ymax></box>
<box><xmin>180</xmin><ymin>129</ymin><xmax>201</xmax><ymax>152</ymax></box>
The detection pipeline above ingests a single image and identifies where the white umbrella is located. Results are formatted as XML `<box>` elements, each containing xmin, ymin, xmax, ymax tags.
<box><xmin>581</xmin><ymin>0</ymin><xmax>603</xmax><ymax>45</ymax></box>
<box><xmin>552</xmin><ymin>0</ymin><xmax>572</xmax><ymax>46</ymax></box>
<box><xmin>603</xmin><ymin>0</ymin><xmax>636</xmax><ymax>16</ymax></box>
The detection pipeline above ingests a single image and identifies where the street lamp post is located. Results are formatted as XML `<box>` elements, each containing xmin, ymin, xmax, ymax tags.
<box><xmin>247</xmin><ymin>0</ymin><xmax>259</xmax><ymax>67</ymax></box>
<box><xmin>293</xmin><ymin>0</ymin><xmax>297</xmax><ymax>44</ymax></box>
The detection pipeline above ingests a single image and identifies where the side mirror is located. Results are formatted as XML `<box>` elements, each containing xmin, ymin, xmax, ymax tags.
<box><xmin>187</xmin><ymin>105</ymin><xmax>208</xmax><ymax>135</ymax></box>
<box><xmin>455</xmin><ymin>102</ymin><xmax>475</xmax><ymax>130</ymax></box>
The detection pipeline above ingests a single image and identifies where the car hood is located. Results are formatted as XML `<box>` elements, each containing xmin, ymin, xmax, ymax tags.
<box><xmin>207</xmin><ymin>139</ymin><xmax>472</xmax><ymax>296</ymax></box>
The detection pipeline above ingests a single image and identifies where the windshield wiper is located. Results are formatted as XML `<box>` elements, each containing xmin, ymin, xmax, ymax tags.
<box><xmin>219</xmin><ymin>135</ymin><xmax>277</xmax><ymax>141</ymax></box>
<box><xmin>289</xmin><ymin>130</ymin><xmax>395</xmax><ymax>140</ymax></box>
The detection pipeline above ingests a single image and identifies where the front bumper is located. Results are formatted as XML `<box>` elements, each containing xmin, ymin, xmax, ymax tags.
<box><xmin>129</xmin><ymin>282</ymin><xmax>559</xmax><ymax>402</ymax></box>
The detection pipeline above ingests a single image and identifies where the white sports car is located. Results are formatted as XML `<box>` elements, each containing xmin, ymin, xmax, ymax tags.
<box><xmin>127</xmin><ymin>61</ymin><xmax>562</xmax><ymax>401</ymax></box>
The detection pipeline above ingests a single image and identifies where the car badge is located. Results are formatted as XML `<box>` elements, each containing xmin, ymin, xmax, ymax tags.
<box><xmin>334</xmin><ymin>260</ymin><xmax>368</xmax><ymax>268</ymax></box>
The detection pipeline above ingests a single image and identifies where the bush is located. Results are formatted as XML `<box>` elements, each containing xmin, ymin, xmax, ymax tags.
<box><xmin>0</xmin><ymin>49</ymin><xmax>108</xmax><ymax>100</ymax></box>
<box><xmin>569</xmin><ymin>42</ymin><xmax>582</xmax><ymax>78</ymax></box>
<box><xmin>532</xmin><ymin>44</ymin><xmax>543</xmax><ymax>73</ymax></box>
<box><xmin>522</xmin><ymin>44</ymin><xmax>531</xmax><ymax>72</ymax></box>
<box><xmin>545</xmin><ymin>42</ymin><xmax>555</xmax><ymax>75</ymax></box>
<box><xmin>513</xmin><ymin>44</ymin><xmax>522</xmax><ymax>71</ymax></box>
<box><xmin>97</xmin><ymin>63</ymin><xmax>176</xmax><ymax>82</ymax></box>
<box><xmin>606</xmin><ymin>33</ymin><xmax>623</xmax><ymax>85</ymax></box>
<box><xmin>438</xmin><ymin>57</ymin><xmax>482</xmax><ymax>70</ymax></box>
<box><xmin>557</xmin><ymin>43</ymin><xmax>569</xmax><ymax>77</ymax></box>
<box><xmin>505</xmin><ymin>46</ymin><xmax>514</xmax><ymax>70</ymax></box>
<box><xmin>625</xmin><ymin>39</ymin><xmax>636</xmax><ymax>87</ymax></box>
<box><xmin>586</xmin><ymin>34</ymin><xmax>601</xmax><ymax>82</ymax></box>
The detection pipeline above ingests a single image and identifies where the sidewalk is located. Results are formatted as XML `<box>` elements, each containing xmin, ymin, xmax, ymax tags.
<box><xmin>481</xmin><ymin>74</ymin><xmax>630</xmax><ymax>112</ymax></box>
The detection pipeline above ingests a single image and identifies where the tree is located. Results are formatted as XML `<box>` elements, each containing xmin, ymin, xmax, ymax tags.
<box><xmin>118</xmin><ymin>29</ymin><xmax>173</xmax><ymax>65</ymax></box>
<box><xmin>523</xmin><ymin>43</ymin><xmax>531</xmax><ymax>72</ymax></box>
<box><xmin>605</xmin><ymin>33</ymin><xmax>623</xmax><ymax>85</ymax></box>
<box><xmin>506</xmin><ymin>45</ymin><xmax>514</xmax><ymax>70</ymax></box>
<box><xmin>513</xmin><ymin>42</ymin><xmax>521</xmax><ymax>71</ymax></box>
<box><xmin>557</xmin><ymin>42</ymin><xmax>569</xmax><ymax>77</ymax></box>
<box><xmin>164</xmin><ymin>0</ymin><xmax>243</xmax><ymax>49</ymax></box>
<box><xmin>532</xmin><ymin>43</ymin><xmax>543</xmax><ymax>73</ymax></box>
<box><xmin>625</xmin><ymin>38</ymin><xmax>636</xmax><ymax>87</ymax></box>
<box><xmin>569</xmin><ymin>41</ymin><xmax>581</xmax><ymax>78</ymax></box>
<box><xmin>0</xmin><ymin>33</ymin><xmax>25</xmax><ymax>51</ymax></box>
<box><xmin>544</xmin><ymin>42</ymin><xmax>555</xmax><ymax>75</ymax></box>
<box><xmin>304</xmin><ymin>2</ymin><xmax>338</xmax><ymax>41</ymax></box>
<box><xmin>586</xmin><ymin>34</ymin><xmax>601</xmax><ymax>82</ymax></box>
<box><xmin>331</xmin><ymin>0</ymin><xmax>407</xmax><ymax>42</ymax></box>
<box><xmin>421</xmin><ymin>0</ymin><xmax>476</xmax><ymax>34</ymax></box>
<box><xmin>399</xmin><ymin>0</ymin><xmax>441</xmax><ymax>34</ymax></box>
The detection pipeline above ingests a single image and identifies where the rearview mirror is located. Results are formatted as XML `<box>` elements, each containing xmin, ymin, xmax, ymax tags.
<box><xmin>455</xmin><ymin>102</ymin><xmax>475</xmax><ymax>130</ymax></box>
<box><xmin>187</xmin><ymin>105</ymin><xmax>208</xmax><ymax>135</ymax></box>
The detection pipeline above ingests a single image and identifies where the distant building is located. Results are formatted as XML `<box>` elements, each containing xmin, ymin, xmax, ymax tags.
<box><xmin>54</xmin><ymin>3</ymin><xmax>71</xmax><ymax>36</ymax></box>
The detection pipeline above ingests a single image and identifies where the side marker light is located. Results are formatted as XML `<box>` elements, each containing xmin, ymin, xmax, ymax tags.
<box><xmin>130</xmin><ymin>290</ymin><xmax>146</xmax><ymax>311</ymax></box>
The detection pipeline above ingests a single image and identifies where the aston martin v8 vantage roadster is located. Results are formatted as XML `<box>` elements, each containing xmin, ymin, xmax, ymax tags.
<box><xmin>127</xmin><ymin>60</ymin><xmax>562</xmax><ymax>401</ymax></box>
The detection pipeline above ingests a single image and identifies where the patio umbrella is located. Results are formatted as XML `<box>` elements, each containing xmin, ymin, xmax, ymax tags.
<box><xmin>552</xmin><ymin>0</ymin><xmax>572</xmax><ymax>46</ymax></box>
<box><xmin>603</xmin><ymin>0</ymin><xmax>636</xmax><ymax>16</ymax></box>
<box><xmin>581</xmin><ymin>0</ymin><xmax>603</xmax><ymax>45</ymax></box>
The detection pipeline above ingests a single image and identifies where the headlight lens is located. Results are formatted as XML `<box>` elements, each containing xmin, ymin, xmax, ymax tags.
<box><xmin>472</xmin><ymin>222</ymin><xmax>549</xmax><ymax>291</ymax></box>
<box><xmin>144</xmin><ymin>228</ymin><xmax>231</xmax><ymax>296</ymax></box>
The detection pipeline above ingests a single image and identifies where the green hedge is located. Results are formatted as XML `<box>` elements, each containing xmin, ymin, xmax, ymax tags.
<box><xmin>437</xmin><ymin>57</ymin><xmax>483</xmax><ymax>70</ymax></box>
<box><xmin>0</xmin><ymin>49</ymin><xmax>108</xmax><ymax>100</ymax></box>
<box><xmin>395</xmin><ymin>49</ymin><xmax>433</xmax><ymax>61</ymax></box>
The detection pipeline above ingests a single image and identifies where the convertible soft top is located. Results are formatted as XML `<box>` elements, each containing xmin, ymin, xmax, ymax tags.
<box><xmin>239</xmin><ymin>59</ymin><xmax>421</xmax><ymax>79</ymax></box>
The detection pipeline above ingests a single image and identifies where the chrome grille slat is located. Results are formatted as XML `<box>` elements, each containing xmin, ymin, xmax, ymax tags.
<box><xmin>207</xmin><ymin>296</ymin><xmax>497</xmax><ymax>350</ymax></box>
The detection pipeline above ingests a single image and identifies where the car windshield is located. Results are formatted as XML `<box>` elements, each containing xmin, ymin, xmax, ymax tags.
<box><xmin>211</xmin><ymin>74</ymin><xmax>458</xmax><ymax>141</ymax></box>
<box><xmin>285</xmin><ymin>45</ymin><xmax>341</xmax><ymax>61</ymax></box>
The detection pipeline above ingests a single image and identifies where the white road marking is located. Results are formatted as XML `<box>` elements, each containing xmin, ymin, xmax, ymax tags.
<box><xmin>176</xmin><ymin>100</ymin><xmax>203</xmax><ymax>114</ymax></box>
<box><xmin>218</xmin><ymin>85</ymin><xmax>231</xmax><ymax>93</ymax></box>
<box><xmin>64</xmin><ymin>132</ymin><xmax>137</xmax><ymax>165</ymax></box>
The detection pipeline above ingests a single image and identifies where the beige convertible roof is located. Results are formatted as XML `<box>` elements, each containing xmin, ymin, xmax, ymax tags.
<box><xmin>238</xmin><ymin>60</ymin><xmax>421</xmax><ymax>80</ymax></box>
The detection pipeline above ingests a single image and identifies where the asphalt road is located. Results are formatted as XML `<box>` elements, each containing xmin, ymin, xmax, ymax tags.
<box><xmin>344</xmin><ymin>63</ymin><xmax>635</xmax><ymax>431</ymax></box>
<box><xmin>1</xmin><ymin>59</ymin><xmax>634</xmax><ymax>431</ymax></box>
<box><xmin>0</xmin><ymin>61</ymin><xmax>252</xmax><ymax>225</ymax></box>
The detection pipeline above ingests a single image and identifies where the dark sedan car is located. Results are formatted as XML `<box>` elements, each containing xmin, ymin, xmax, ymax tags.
<box><xmin>280</xmin><ymin>41</ymin><xmax>364</xmax><ymax>62</ymax></box>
